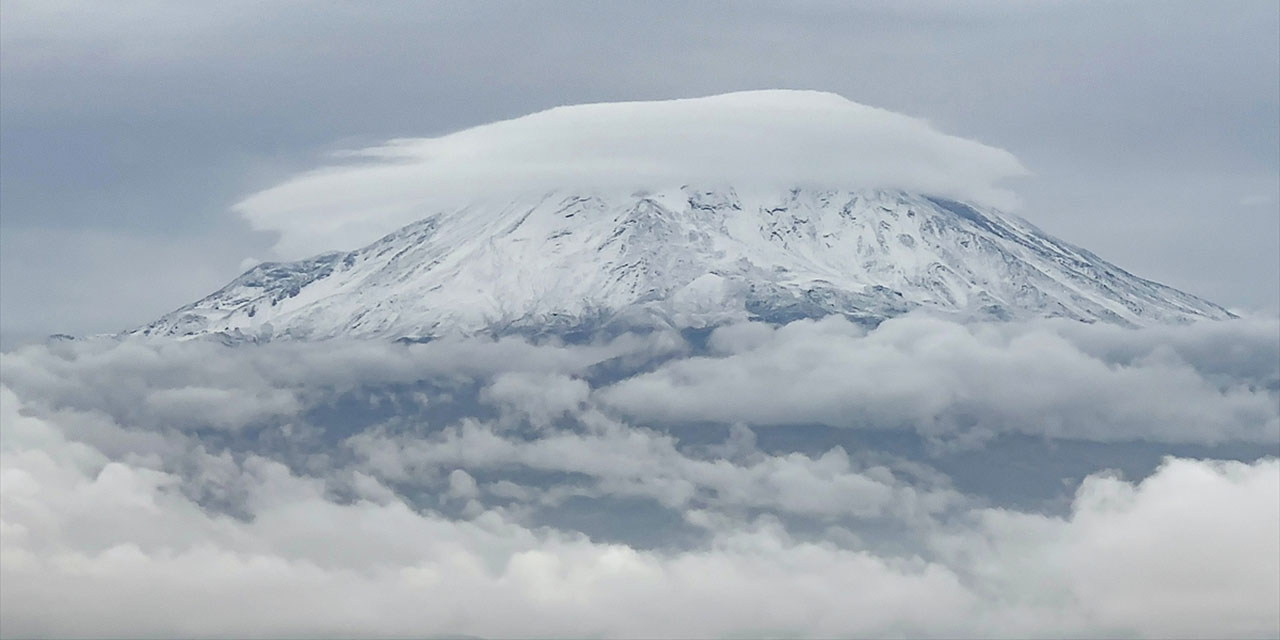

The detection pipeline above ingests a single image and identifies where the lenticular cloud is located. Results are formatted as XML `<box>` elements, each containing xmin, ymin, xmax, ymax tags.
<box><xmin>235</xmin><ymin>91</ymin><xmax>1030</xmax><ymax>258</ymax></box>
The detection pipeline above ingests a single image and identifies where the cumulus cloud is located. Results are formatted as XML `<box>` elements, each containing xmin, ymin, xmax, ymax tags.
<box><xmin>346</xmin><ymin>413</ymin><xmax>962</xmax><ymax>523</ymax></box>
<box><xmin>2</xmin><ymin>315</ymin><xmax>1277</xmax><ymax>636</ymax></box>
<box><xmin>0</xmin><ymin>331</ymin><xmax>680</xmax><ymax>435</ymax></box>
<box><xmin>481</xmin><ymin>372</ymin><xmax>590</xmax><ymax>428</ymax></box>
<box><xmin>938</xmin><ymin>456</ymin><xmax>1280</xmax><ymax>639</ymax></box>
<box><xmin>600</xmin><ymin>314</ymin><xmax>1280</xmax><ymax>445</ymax></box>
<box><xmin>2</xmin><ymin>385</ymin><xmax>1276</xmax><ymax>638</ymax></box>
<box><xmin>234</xmin><ymin>91</ymin><xmax>1030</xmax><ymax>258</ymax></box>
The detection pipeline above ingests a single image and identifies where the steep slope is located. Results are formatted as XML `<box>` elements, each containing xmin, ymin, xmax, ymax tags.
<box><xmin>137</xmin><ymin>187</ymin><xmax>1232</xmax><ymax>341</ymax></box>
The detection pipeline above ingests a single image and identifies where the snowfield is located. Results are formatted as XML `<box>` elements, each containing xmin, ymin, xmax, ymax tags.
<box><xmin>139</xmin><ymin>187</ymin><xmax>1232</xmax><ymax>342</ymax></box>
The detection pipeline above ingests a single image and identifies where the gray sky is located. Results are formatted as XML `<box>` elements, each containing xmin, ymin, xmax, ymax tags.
<box><xmin>2</xmin><ymin>0</ymin><xmax>1277</xmax><ymax>344</ymax></box>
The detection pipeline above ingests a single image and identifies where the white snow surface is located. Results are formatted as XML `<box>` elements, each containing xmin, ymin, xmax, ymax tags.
<box><xmin>236</xmin><ymin>90</ymin><xmax>1029</xmax><ymax>258</ymax></box>
<box><xmin>140</xmin><ymin>187</ymin><xmax>1232</xmax><ymax>341</ymax></box>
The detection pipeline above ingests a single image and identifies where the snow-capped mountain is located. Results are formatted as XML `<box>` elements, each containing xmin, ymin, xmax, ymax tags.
<box><xmin>137</xmin><ymin>186</ymin><xmax>1231</xmax><ymax>341</ymax></box>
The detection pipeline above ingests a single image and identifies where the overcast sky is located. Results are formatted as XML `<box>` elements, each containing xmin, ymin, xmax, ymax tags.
<box><xmin>2</xmin><ymin>0</ymin><xmax>1277</xmax><ymax>344</ymax></box>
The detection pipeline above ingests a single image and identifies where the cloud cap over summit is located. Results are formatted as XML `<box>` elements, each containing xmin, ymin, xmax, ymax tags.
<box><xmin>236</xmin><ymin>91</ymin><xmax>1030</xmax><ymax>257</ymax></box>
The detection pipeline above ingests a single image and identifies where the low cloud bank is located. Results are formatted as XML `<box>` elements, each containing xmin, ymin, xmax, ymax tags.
<box><xmin>1</xmin><ymin>314</ymin><xmax>1277</xmax><ymax>637</ymax></box>
<box><xmin>602</xmin><ymin>314</ymin><xmax>1280</xmax><ymax>445</ymax></box>
<box><xmin>5</xmin><ymin>314</ymin><xmax>1275</xmax><ymax>446</ymax></box>
<box><xmin>2</xmin><ymin>388</ymin><xmax>1275</xmax><ymax>638</ymax></box>
<box><xmin>234</xmin><ymin>91</ymin><xmax>1029</xmax><ymax>258</ymax></box>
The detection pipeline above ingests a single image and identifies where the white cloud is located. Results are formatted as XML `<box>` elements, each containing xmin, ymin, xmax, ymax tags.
<box><xmin>2</xmin><ymin>318</ymin><xmax>1277</xmax><ymax>636</ymax></box>
<box><xmin>347</xmin><ymin>413</ymin><xmax>963</xmax><ymax>522</ymax></box>
<box><xmin>600</xmin><ymin>314</ymin><xmax>1280</xmax><ymax>444</ymax></box>
<box><xmin>446</xmin><ymin>468</ymin><xmax>479</xmax><ymax>500</ymax></box>
<box><xmin>2</xmin><ymin>385</ymin><xmax>1276</xmax><ymax>638</ymax></box>
<box><xmin>940</xmin><ymin>456</ymin><xmax>1280</xmax><ymax>638</ymax></box>
<box><xmin>145</xmin><ymin>385</ymin><xmax>300</xmax><ymax>431</ymax></box>
<box><xmin>0</xmin><ymin>330</ymin><xmax>681</xmax><ymax>436</ymax></box>
<box><xmin>482</xmin><ymin>372</ymin><xmax>590</xmax><ymax>428</ymax></box>
<box><xmin>233</xmin><ymin>91</ymin><xmax>1030</xmax><ymax>258</ymax></box>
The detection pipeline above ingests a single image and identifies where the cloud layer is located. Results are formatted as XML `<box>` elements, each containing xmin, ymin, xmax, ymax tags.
<box><xmin>3</xmin><ymin>385</ymin><xmax>1275</xmax><ymax>638</ymax></box>
<box><xmin>601</xmin><ymin>314</ymin><xmax>1280</xmax><ymax>445</ymax></box>
<box><xmin>234</xmin><ymin>91</ymin><xmax>1030</xmax><ymax>258</ymax></box>
<box><xmin>2</xmin><ymin>315</ymin><xmax>1278</xmax><ymax>637</ymax></box>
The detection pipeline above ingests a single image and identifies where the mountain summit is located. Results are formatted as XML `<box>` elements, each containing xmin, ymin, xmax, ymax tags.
<box><xmin>137</xmin><ymin>92</ymin><xmax>1231</xmax><ymax>340</ymax></box>
<box><xmin>232</xmin><ymin>90</ymin><xmax>1029</xmax><ymax>258</ymax></box>
<box><xmin>139</xmin><ymin>186</ymin><xmax>1231</xmax><ymax>341</ymax></box>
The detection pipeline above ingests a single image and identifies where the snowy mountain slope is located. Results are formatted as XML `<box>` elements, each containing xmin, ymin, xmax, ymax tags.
<box><xmin>137</xmin><ymin>186</ymin><xmax>1233</xmax><ymax>341</ymax></box>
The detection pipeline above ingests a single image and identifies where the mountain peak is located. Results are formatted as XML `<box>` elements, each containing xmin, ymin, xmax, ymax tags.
<box><xmin>137</xmin><ymin>186</ymin><xmax>1232</xmax><ymax>342</ymax></box>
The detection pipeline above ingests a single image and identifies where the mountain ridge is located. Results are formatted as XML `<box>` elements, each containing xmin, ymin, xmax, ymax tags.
<box><xmin>135</xmin><ymin>186</ymin><xmax>1233</xmax><ymax>342</ymax></box>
